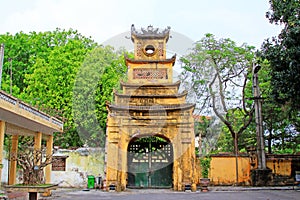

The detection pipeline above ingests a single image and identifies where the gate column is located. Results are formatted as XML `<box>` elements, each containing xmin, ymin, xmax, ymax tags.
<box><xmin>8</xmin><ymin>134</ymin><xmax>18</xmax><ymax>185</ymax></box>
<box><xmin>0</xmin><ymin>121</ymin><xmax>5</xmax><ymax>186</ymax></box>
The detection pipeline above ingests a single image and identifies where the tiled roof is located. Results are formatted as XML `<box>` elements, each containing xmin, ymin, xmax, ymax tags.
<box><xmin>108</xmin><ymin>103</ymin><xmax>195</xmax><ymax>111</ymax></box>
<box><xmin>125</xmin><ymin>54</ymin><xmax>176</xmax><ymax>65</ymax></box>
<box><xmin>120</xmin><ymin>80</ymin><xmax>181</xmax><ymax>88</ymax></box>
<box><xmin>114</xmin><ymin>90</ymin><xmax>188</xmax><ymax>98</ymax></box>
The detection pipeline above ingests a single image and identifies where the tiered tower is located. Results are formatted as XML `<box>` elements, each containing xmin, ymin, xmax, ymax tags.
<box><xmin>105</xmin><ymin>25</ymin><xmax>196</xmax><ymax>191</ymax></box>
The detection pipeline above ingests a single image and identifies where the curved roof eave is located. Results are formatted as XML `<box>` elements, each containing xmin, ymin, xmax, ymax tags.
<box><xmin>107</xmin><ymin>103</ymin><xmax>195</xmax><ymax>112</ymax></box>
<box><xmin>125</xmin><ymin>54</ymin><xmax>176</xmax><ymax>66</ymax></box>
<box><xmin>120</xmin><ymin>80</ymin><xmax>181</xmax><ymax>89</ymax></box>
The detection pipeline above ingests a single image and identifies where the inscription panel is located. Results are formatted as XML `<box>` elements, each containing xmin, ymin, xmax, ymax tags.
<box><xmin>133</xmin><ymin>68</ymin><xmax>168</xmax><ymax>79</ymax></box>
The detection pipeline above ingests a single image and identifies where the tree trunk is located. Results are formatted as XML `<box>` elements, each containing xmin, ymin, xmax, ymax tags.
<box><xmin>23</xmin><ymin>168</ymin><xmax>44</xmax><ymax>185</ymax></box>
<box><xmin>267</xmin><ymin>129</ymin><xmax>272</xmax><ymax>154</ymax></box>
<box><xmin>281</xmin><ymin>132</ymin><xmax>285</xmax><ymax>151</ymax></box>
<box><xmin>234</xmin><ymin>132</ymin><xmax>239</xmax><ymax>185</ymax></box>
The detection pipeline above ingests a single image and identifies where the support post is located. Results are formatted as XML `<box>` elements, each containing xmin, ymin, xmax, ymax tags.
<box><xmin>45</xmin><ymin>135</ymin><xmax>53</xmax><ymax>184</ymax></box>
<box><xmin>9</xmin><ymin>135</ymin><xmax>18</xmax><ymax>185</ymax></box>
<box><xmin>43</xmin><ymin>135</ymin><xmax>53</xmax><ymax>197</ymax></box>
<box><xmin>0</xmin><ymin>121</ymin><xmax>5</xmax><ymax>186</ymax></box>
<box><xmin>34</xmin><ymin>132</ymin><xmax>42</xmax><ymax>166</ymax></box>
<box><xmin>34</xmin><ymin>132</ymin><xmax>42</xmax><ymax>151</ymax></box>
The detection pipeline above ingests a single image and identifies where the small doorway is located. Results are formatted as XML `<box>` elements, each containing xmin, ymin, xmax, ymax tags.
<box><xmin>127</xmin><ymin>136</ymin><xmax>173</xmax><ymax>188</ymax></box>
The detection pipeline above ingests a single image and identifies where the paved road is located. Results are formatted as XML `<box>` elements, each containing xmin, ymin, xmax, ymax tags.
<box><xmin>42</xmin><ymin>188</ymin><xmax>300</xmax><ymax>200</ymax></box>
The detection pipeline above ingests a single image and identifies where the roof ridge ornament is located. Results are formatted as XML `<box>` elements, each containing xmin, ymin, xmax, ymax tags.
<box><xmin>142</xmin><ymin>25</ymin><xmax>158</xmax><ymax>34</ymax></box>
<box><xmin>131</xmin><ymin>24</ymin><xmax>171</xmax><ymax>41</ymax></box>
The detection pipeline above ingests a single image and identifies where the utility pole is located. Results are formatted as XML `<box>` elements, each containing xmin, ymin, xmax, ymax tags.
<box><xmin>252</xmin><ymin>64</ymin><xmax>266</xmax><ymax>169</ymax></box>
<box><xmin>250</xmin><ymin>64</ymin><xmax>271</xmax><ymax>186</ymax></box>
<box><xmin>0</xmin><ymin>44</ymin><xmax>4</xmax><ymax>90</ymax></box>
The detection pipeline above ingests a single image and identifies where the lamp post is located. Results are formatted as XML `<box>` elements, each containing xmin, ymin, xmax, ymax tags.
<box><xmin>252</xmin><ymin>64</ymin><xmax>266</xmax><ymax>169</ymax></box>
<box><xmin>250</xmin><ymin>64</ymin><xmax>271</xmax><ymax>186</ymax></box>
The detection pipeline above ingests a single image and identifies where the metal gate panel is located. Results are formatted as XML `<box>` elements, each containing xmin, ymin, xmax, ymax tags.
<box><xmin>127</xmin><ymin>136</ymin><xmax>173</xmax><ymax>188</ymax></box>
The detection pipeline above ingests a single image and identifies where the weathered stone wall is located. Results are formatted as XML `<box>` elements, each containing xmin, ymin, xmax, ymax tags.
<box><xmin>1</xmin><ymin>148</ymin><xmax>104</xmax><ymax>200</ymax></box>
<box><xmin>51</xmin><ymin>148</ymin><xmax>105</xmax><ymax>188</ymax></box>
<box><xmin>1</xmin><ymin>148</ymin><xmax>105</xmax><ymax>188</ymax></box>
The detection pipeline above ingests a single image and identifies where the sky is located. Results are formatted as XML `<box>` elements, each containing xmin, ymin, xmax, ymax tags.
<box><xmin>0</xmin><ymin>0</ymin><xmax>282</xmax><ymax>50</ymax></box>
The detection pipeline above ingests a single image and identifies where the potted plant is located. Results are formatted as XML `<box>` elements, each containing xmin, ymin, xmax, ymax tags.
<box><xmin>5</xmin><ymin>141</ymin><xmax>58</xmax><ymax>200</ymax></box>
<box><xmin>199</xmin><ymin>156</ymin><xmax>211</xmax><ymax>192</ymax></box>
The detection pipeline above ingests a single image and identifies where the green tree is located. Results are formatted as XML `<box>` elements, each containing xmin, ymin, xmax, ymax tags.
<box><xmin>260</xmin><ymin>0</ymin><xmax>300</xmax><ymax>110</ymax></box>
<box><xmin>216</xmin><ymin>58</ymin><xmax>300</xmax><ymax>154</ymax></box>
<box><xmin>73</xmin><ymin>46</ymin><xmax>127</xmax><ymax>147</ymax></box>
<box><xmin>20</xmin><ymin>30</ymin><xmax>97</xmax><ymax>147</ymax></box>
<box><xmin>259</xmin><ymin>0</ymin><xmax>300</xmax><ymax>153</ymax></box>
<box><xmin>1</xmin><ymin>29</ymin><xmax>128</xmax><ymax>148</ymax></box>
<box><xmin>216</xmin><ymin>110</ymin><xmax>256</xmax><ymax>153</ymax></box>
<box><xmin>257</xmin><ymin>60</ymin><xmax>299</xmax><ymax>154</ymax></box>
<box><xmin>0</xmin><ymin>32</ymin><xmax>34</xmax><ymax>94</ymax></box>
<box><xmin>0</xmin><ymin>29</ymin><xmax>94</xmax><ymax>96</ymax></box>
<box><xmin>180</xmin><ymin>33</ymin><xmax>256</xmax><ymax>153</ymax></box>
<box><xmin>194</xmin><ymin>116</ymin><xmax>222</xmax><ymax>155</ymax></box>
<box><xmin>23</xmin><ymin>38</ymin><xmax>95</xmax><ymax>147</ymax></box>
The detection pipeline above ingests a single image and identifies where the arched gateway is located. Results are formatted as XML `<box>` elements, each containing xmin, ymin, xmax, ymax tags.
<box><xmin>105</xmin><ymin>25</ymin><xmax>197</xmax><ymax>191</ymax></box>
<box><xmin>127</xmin><ymin>135</ymin><xmax>173</xmax><ymax>188</ymax></box>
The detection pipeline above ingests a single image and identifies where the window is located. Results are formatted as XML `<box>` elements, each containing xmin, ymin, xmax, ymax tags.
<box><xmin>52</xmin><ymin>156</ymin><xmax>68</xmax><ymax>171</ymax></box>
<box><xmin>144</xmin><ymin>45</ymin><xmax>156</xmax><ymax>56</ymax></box>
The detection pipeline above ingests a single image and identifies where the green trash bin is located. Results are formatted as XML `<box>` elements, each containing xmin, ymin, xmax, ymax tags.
<box><xmin>87</xmin><ymin>175</ymin><xmax>95</xmax><ymax>189</ymax></box>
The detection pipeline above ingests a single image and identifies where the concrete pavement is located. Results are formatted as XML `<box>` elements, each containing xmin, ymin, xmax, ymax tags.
<box><xmin>40</xmin><ymin>186</ymin><xmax>300</xmax><ymax>200</ymax></box>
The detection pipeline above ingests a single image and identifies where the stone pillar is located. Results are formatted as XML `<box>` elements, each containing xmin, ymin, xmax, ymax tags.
<box><xmin>173</xmin><ymin>135</ymin><xmax>183</xmax><ymax>191</ymax></box>
<box><xmin>34</xmin><ymin>132</ymin><xmax>42</xmax><ymax>152</ymax></box>
<box><xmin>45</xmin><ymin>135</ymin><xmax>53</xmax><ymax>184</ymax></box>
<box><xmin>181</xmin><ymin>144</ymin><xmax>190</xmax><ymax>190</ymax></box>
<box><xmin>190</xmin><ymin>144</ymin><xmax>197</xmax><ymax>192</ymax></box>
<box><xmin>9</xmin><ymin>134</ymin><xmax>18</xmax><ymax>185</ymax></box>
<box><xmin>0</xmin><ymin>121</ymin><xmax>5</xmax><ymax>186</ymax></box>
<box><xmin>106</xmin><ymin>142</ymin><xmax>119</xmax><ymax>190</ymax></box>
<box><xmin>43</xmin><ymin>135</ymin><xmax>53</xmax><ymax>197</ymax></box>
<box><xmin>116</xmin><ymin>148</ymin><xmax>122</xmax><ymax>192</ymax></box>
<box><xmin>172</xmin><ymin>143</ymin><xmax>179</xmax><ymax>191</ymax></box>
<box><xmin>34</xmin><ymin>132</ymin><xmax>42</xmax><ymax>163</ymax></box>
<box><xmin>118</xmin><ymin>134</ymin><xmax>128</xmax><ymax>191</ymax></box>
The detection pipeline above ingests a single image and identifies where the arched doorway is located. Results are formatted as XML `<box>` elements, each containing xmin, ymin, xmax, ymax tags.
<box><xmin>127</xmin><ymin>136</ymin><xmax>173</xmax><ymax>188</ymax></box>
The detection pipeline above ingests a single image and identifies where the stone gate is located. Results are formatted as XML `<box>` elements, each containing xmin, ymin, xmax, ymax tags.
<box><xmin>105</xmin><ymin>25</ymin><xmax>196</xmax><ymax>191</ymax></box>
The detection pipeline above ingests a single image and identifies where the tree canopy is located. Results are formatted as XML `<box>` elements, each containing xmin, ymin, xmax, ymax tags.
<box><xmin>260</xmin><ymin>0</ymin><xmax>300</xmax><ymax>110</ymax></box>
<box><xmin>255</xmin><ymin>0</ymin><xmax>300</xmax><ymax>154</ymax></box>
<box><xmin>180</xmin><ymin>33</ymin><xmax>256</xmax><ymax>152</ymax></box>
<box><xmin>73</xmin><ymin>46</ymin><xmax>127</xmax><ymax>147</ymax></box>
<box><xmin>0</xmin><ymin>29</ymin><xmax>127</xmax><ymax>148</ymax></box>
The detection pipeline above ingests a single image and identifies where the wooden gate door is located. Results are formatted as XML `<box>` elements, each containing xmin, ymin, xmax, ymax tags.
<box><xmin>127</xmin><ymin>136</ymin><xmax>173</xmax><ymax>188</ymax></box>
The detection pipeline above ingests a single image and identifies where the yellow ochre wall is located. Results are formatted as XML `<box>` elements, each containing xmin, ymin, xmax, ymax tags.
<box><xmin>197</xmin><ymin>154</ymin><xmax>296</xmax><ymax>186</ymax></box>
<box><xmin>207</xmin><ymin>156</ymin><xmax>251</xmax><ymax>185</ymax></box>
<box><xmin>267</xmin><ymin>159</ymin><xmax>292</xmax><ymax>176</ymax></box>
